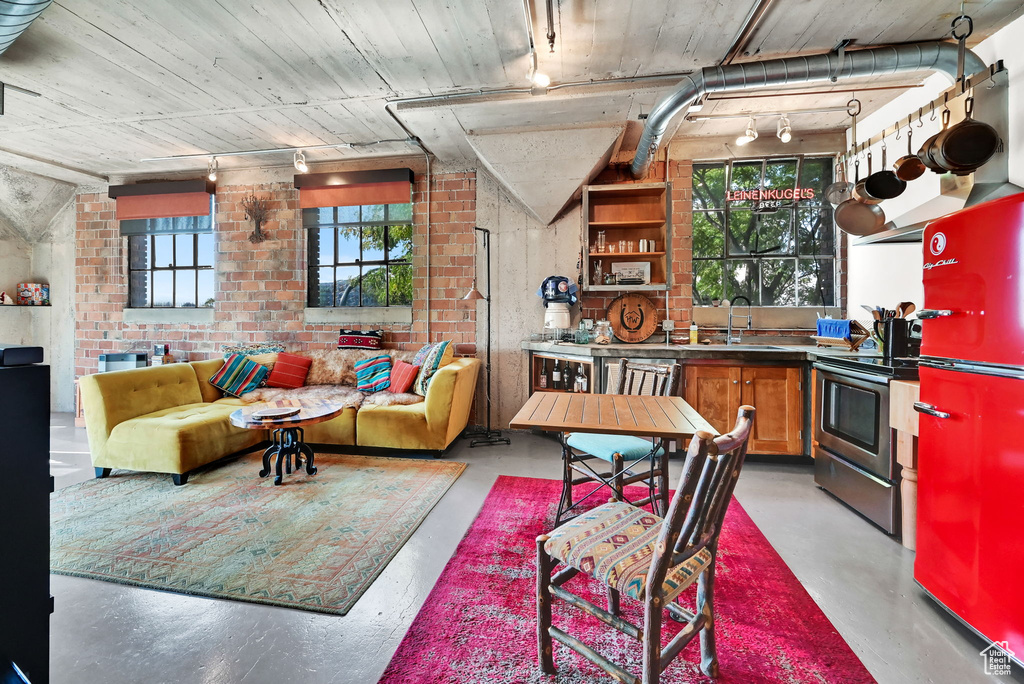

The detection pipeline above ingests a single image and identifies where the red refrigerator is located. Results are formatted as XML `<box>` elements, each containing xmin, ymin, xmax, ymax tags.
<box><xmin>916</xmin><ymin>192</ymin><xmax>1024</xmax><ymax>664</ymax></box>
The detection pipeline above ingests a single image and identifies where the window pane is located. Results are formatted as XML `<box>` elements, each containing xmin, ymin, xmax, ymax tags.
<box><xmin>799</xmin><ymin>258</ymin><xmax>837</xmax><ymax>306</ymax></box>
<box><xmin>726</xmin><ymin>259</ymin><xmax>759</xmax><ymax>305</ymax></box>
<box><xmin>693</xmin><ymin>212</ymin><xmax>724</xmax><ymax>258</ymax></box>
<box><xmin>154</xmin><ymin>234</ymin><xmax>173</xmax><ymax>268</ymax></box>
<box><xmin>360</xmin><ymin>264</ymin><xmax>386</xmax><ymax>306</ymax></box>
<box><xmin>129</xmin><ymin>236</ymin><xmax>150</xmax><ymax>270</ymax></box>
<box><xmin>728</xmin><ymin>161</ymin><xmax>762</xmax><ymax>208</ymax></box>
<box><xmin>198</xmin><ymin>270</ymin><xmax>214</xmax><ymax>308</ymax></box>
<box><xmin>153</xmin><ymin>271</ymin><xmax>174</xmax><ymax>307</ymax></box>
<box><xmin>693</xmin><ymin>260</ymin><xmax>724</xmax><ymax>306</ymax></box>
<box><xmin>727</xmin><ymin>209</ymin><xmax>756</xmax><ymax>254</ymax></box>
<box><xmin>799</xmin><ymin>157</ymin><xmax>832</xmax><ymax>204</ymax></box>
<box><xmin>390</xmin><ymin>203</ymin><xmax>413</xmax><ymax>221</ymax></box>
<box><xmin>197</xmin><ymin>233</ymin><xmax>214</xmax><ymax>266</ymax></box>
<box><xmin>760</xmin><ymin>258</ymin><xmax>796</xmax><ymax>306</ymax></box>
<box><xmin>317</xmin><ymin>207</ymin><xmax>335</xmax><ymax>224</ymax></box>
<box><xmin>763</xmin><ymin>159</ymin><xmax>798</xmax><ymax>197</ymax></box>
<box><xmin>129</xmin><ymin>271</ymin><xmax>150</xmax><ymax>307</ymax></box>
<box><xmin>797</xmin><ymin>206</ymin><xmax>835</xmax><ymax>256</ymax></box>
<box><xmin>754</xmin><ymin>208</ymin><xmax>794</xmax><ymax>255</ymax></box>
<box><xmin>175</xmin><ymin>234</ymin><xmax>195</xmax><ymax>267</ymax></box>
<box><xmin>318</xmin><ymin>227</ymin><xmax>334</xmax><ymax>266</ymax></box>
<box><xmin>335</xmin><ymin>266</ymin><xmax>360</xmax><ymax>307</ymax></box>
<box><xmin>176</xmin><ymin>270</ymin><xmax>197</xmax><ymax>307</ymax></box>
<box><xmin>388</xmin><ymin>263</ymin><xmax>412</xmax><ymax>305</ymax></box>
<box><xmin>362</xmin><ymin>225</ymin><xmax>385</xmax><ymax>262</ymax></box>
<box><xmin>362</xmin><ymin>204</ymin><xmax>385</xmax><ymax>222</ymax></box>
<box><xmin>337</xmin><ymin>226</ymin><xmax>360</xmax><ymax>263</ymax></box>
<box><xmin>389</xmin><ymin>223</ymin><xmax>413</xmax><ymax>261</ymax></box>
<box><xmin>337</xmin><ymin>206</ymin><xmax>359</xmax><ymax>223</ymax></box>
<box><xmin>317</xmin><ymin>267</ymin><xmax>335</xmax><ymax>307</ymax></box>
<box><xmin>692</xmin><ymin>164</ymin><xmax>726</xmax><ymax>211</ymax></box>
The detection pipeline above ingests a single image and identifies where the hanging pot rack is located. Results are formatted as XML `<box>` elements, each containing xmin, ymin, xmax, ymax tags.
<box><xmin>838</xmin><ymin>60</ymin><xmax>1005</xmax><ymax>166</ymax></box>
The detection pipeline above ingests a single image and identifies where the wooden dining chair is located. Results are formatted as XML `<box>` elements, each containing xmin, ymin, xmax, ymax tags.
<box><xmin>537</xmin><ymin>406</ymin><xmax>755</xmax><ymax>684</ymax></box>
<box><xmin>557</xmin><ymin>360</ymin><xmax>681</xmax><ymax>525</ymax></box>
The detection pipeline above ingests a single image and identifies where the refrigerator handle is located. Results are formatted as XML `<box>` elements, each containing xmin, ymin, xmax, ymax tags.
<box><xmin>916</xmin><ymin>309</ymin><xmax>954</xmax><ymax>319</ymax></box>
<box><xmin>914</xmin><ymin>401</ymin><xmax>951</xmax><ymax>419</ymax></box>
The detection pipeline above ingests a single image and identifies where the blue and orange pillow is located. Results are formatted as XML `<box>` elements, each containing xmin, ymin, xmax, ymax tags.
<box><xmin>355</xmin><ymin>355</ymin><xmax>392</xmax><ymax>393</ymax></box>
<box><xmin>209</xmin><ymin>353</ymin><xmax>270</xmax><ymax>397</ymax></box>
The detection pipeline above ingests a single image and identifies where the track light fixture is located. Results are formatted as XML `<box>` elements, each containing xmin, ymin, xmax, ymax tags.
<box><xmin>736</xmin><ymin>116</ymin><xmax>758</xmax><ymax>145</ymax></box>
<box><xmin>293</xmin><ymin>150</ymin><xmax>308</xmax><ymax>173</ymax></box>
<box><xmin>207</xmin><ymin>156</ymin><xmax>218</xmax><ymax>182</ymax></box>
<box><xmin>777</xmin><ymin>115</ymin><xmax>792</xmax><ymax>143</ymax></box>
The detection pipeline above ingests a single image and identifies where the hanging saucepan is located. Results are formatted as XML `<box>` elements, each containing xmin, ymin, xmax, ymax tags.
<box><xmin>824</xmin><ymin>159</ymin><xmax>853</xmax><ymax>205</ymax></box>
<box><xmin>919</xmin><ymin>107</ymin><xmax>951</xmax><ymax>173</ymax></box>
<box><xmin>852</xmin><ymin>151</ymin><xmax>884</xmax><ymax>204</ymax></box>
<box><xmin>930</xmin><ymin>95</ymin><xmax>1000</xmax><ymax>175</ymax></box>
<box><xmin>835</xmin><ymin>159</ymin><xmax>886</xmax><ymax>236</ymax></box>
<box><xmin>864</xmin><ymin>142</ymin><xmax>907</xmax><ymax>199</ymax></box>
<box><xmin>894</xmin><ymin>125</ymin><xmax>926</xmax><ymax>181</ymax></box>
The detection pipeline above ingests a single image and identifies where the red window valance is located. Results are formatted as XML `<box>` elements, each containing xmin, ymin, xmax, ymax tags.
<box><xmin>295</xmin><ymin>168</ymin><xmax>413</xmax><ymax>209</ymax></box>
<box><xmin>108</xmin><ymin>180</ymin><xmax>215</xmax><ymax>221</ymax></box>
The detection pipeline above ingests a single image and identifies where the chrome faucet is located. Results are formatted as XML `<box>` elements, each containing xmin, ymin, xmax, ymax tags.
<box><xmin>727</xmin><ymin>296</ymin><xmax>752</xmax><ymax>345</ymax></box>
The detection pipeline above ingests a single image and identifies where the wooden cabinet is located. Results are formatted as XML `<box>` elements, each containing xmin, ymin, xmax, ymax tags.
<box><xmin>530</xmin><ymin>353</ymin><xmax>595</xmax><ymax>395</ymax></box>
<box><xmin>684</xmin><ymin>363</ymin><xmax>804</xmax><ymax>455</ymax></box>
<box><xmin>583</xmin><ymin>183</ymin><xmax>672</xmax><ymax>292</ymax></box>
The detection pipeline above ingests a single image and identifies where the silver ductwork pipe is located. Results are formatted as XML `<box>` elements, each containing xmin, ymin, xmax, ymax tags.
<box><xmin>630</xmin><ymin>41</ymin><xmax>985</xmax><ymax>179</ymax></box>
<box><xmin>0</xmin><ymin>0</ymin><xmax>52</xmax><ymax>56</ymax></box>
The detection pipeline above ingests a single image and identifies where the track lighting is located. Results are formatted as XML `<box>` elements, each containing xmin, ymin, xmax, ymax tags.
<box><xmin>777</xmin><ymin>115</ymin><xmax>792</xmax><ymax>143</ymax></box>
<box><xmin>736</xmin><ymin>116</ymin><xmax>758</xmax><ymax>145</ymax></box>
<box><xmin>207</xmin><ymin>157</ymin><xmax>218</xmax><ymax>182</ymax></box>
<box><xmin>531</xmin><ymin>70</ymin><xmax>551</xmax><ymax>88</ymax></box>
<box><xmin>293</xmin><ymin>150</ymin><xmax>308</xmax><ymax>173</ymax></box>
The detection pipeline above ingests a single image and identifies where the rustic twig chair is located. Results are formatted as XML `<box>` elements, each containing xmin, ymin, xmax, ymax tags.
<box><xmin>537</xmin><ymin>405</ymin><xmax>755</xmax><ymax>684</ymax></box>
<box><xmin>557</xmin><ymin>360</ymin><xmax>681</xmax><ymax>526</ymax></box>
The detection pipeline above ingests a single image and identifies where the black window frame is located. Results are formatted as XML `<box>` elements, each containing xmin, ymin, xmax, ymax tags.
<box><xmin>127</xmin><ymin>230</ymin><xmax>215</xmax><ymax>309</ymax></box>
<box><xmin>306</xmin><ymin>203</ymin><xmax>414</xmax><ymax>308</ymax></box>
<box><xmin>691</xmin><ymin>155</ymin><xmax>837</xmax><ymax>308</ymax></box>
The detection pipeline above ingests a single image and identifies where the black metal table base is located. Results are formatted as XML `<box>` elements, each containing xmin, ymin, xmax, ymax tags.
<box><xmin>260</xmin><ymin>427</ymin><xmax>317</xmax><ymax>485</ymax></box>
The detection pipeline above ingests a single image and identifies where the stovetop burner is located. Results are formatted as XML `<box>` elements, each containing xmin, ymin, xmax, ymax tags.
<box><xmin>814</xmin><ymin>354</ymin><xmax>920</xmax><ymax>379</ymax></box>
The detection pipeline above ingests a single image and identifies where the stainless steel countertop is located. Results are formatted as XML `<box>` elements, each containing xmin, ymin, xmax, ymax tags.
<box><xmin>521</xmin><ymin>340</ymin><xmax>880</xmax><ymax>362</ymax></box>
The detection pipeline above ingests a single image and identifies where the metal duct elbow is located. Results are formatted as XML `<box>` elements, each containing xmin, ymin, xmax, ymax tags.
<box><xmin>0</xmin><ymin>0</ymin><xmax>52</xmax><ymax>56</ymax></box>
<box><xmin>630</xmin><ymin>41</ymin><xmax>986</xmax><ymax>179</ymax></box>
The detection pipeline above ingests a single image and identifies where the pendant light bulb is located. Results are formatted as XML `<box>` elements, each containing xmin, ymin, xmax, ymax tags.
<box><xmin>293</xmin><ymin>150</ymin><xmax>308</xmax><ymax>173</ymax></box>
<box><xmin>531</xmin><ymin>70</ymin><xmax>551</xmax><ymax>88</ymax></box>
<box><xmin>207</xmin><ymin>157</ymin><xmax>218</xmax><ymax>182</ymax></box>
<box><xmin>777</xmin><ymin>115</ymin><xmax>792</xmax><ymax>143</ymax></box>
<box><xmin>736</xmin><ymin>116</ymin><xmax>758</xmax><ymax>146</ymax></box>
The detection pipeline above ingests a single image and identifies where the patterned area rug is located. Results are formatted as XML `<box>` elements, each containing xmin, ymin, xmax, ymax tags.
<box><xmin>380</xmin><ymin>476</ymin><xmax>876</xmax><ymax>683</ymax></box>
<box><xmin>51</xmin><ymin>453</ymin><xmax>465</xmax><ymax>615</ymax></box>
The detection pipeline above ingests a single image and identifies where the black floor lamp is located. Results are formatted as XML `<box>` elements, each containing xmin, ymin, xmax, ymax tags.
<box><xmin>463</xmin><ymin>226</ymin><xmax>510</xmax><ymax>448</ymax></box>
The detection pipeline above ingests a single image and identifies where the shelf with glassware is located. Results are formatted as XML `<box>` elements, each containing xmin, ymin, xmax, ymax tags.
<box><xmin>530</xmin><ymin>353</ymin><xmax>595</xmax><ymax>395</ymax></box>
<box><xmin>583</xmin><ymin>182</ymin><xmax>672</xmax><ymax>292</ymax></box>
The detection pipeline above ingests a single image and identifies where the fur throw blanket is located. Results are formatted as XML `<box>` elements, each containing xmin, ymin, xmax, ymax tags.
<box><xmin>298</xmin><ymin>348</ymin><xmax>420</xmax><ymax>386</ymax></box>
<box><xmin>239</xmin><ymin>383</ymin><xmax>423</xmax><ymax>409</ymax></box>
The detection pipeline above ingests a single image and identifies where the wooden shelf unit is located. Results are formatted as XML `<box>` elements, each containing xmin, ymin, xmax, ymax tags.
<box><xmin>530</xmin><ymin>352</ymin><xmax>595</xmax><ymax>395</ymax></box>
<box><xmin>583</xmin><ymin>183</ymin><xmax>672</xmax><ymax>291</ymax></box>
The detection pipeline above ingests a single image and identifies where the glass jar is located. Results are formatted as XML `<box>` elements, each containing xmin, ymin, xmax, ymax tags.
<box><xmin>593</xmin><ymin>320</ymin><xmax>613</xmax><ymax>345</ymax></box>
<box><xmin>574</xmin><ymin>322</ymin><xmax>590</xmax><ymax>344</ymax></box>
<box><xmin>596</xmin><ymin>231</ymin><xmax>606</xmax><ymax>253</ymax></box>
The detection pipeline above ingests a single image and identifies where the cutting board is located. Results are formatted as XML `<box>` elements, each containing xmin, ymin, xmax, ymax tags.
<box><xmin>607</xmin><ymin>293</ymin><xmax>660</xmax><ymax>343</ymax></box>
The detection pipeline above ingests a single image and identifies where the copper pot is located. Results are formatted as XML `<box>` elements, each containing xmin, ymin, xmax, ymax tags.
<box><xmin>893</xmin><ymin>127</ymin><xmax>926</xmax><ymax>181</ymax></box>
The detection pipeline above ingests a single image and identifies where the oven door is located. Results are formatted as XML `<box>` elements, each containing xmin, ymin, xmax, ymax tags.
<box><xmin>814</xmin><ymin>364</ymin><xmax>892</xmax><ymax>479</ymax></box>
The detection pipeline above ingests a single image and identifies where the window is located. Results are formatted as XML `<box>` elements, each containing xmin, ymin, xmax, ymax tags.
<box><xmin>691</xmin><ymin>157</ymin><xmax>836</xmax><ymax>307</ymax></box>
<box><xmin>306</xmin><ymin>203</ymin><xmax>413</xmax><ymax>307</ymax></box>
<box><xmin>128</xmin><ymin>228</ymin><xmax>215</xmax><ymax>308</ymax></box>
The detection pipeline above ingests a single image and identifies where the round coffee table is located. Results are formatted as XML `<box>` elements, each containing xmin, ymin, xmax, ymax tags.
<box><xmin>230</xmin><ymin>399</ymin><xmax>345</xmax><ymax>485</ymax></box>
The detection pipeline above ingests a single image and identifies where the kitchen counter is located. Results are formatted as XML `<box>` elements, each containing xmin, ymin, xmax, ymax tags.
<box><xmin>521</xmin><ymin>339</ymin><xmax>879</xmax><ymax>363</ymax></box>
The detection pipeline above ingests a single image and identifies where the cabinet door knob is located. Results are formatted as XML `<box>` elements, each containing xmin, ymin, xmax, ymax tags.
<box><xmin>745</xmin><ymin>380</ymin><xmax>751</xmax><ymax>385</ymax></box>
<box><xmin>732</xmin><ymin>380</ymin><xmax>738</xmax><ymax>384</ymax></box>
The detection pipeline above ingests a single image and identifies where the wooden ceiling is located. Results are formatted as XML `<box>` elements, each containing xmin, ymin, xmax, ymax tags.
<box><xmin>0</xmin><ymin>0</ymin><xmax>1021</xmax><ymax>181</ymax></box>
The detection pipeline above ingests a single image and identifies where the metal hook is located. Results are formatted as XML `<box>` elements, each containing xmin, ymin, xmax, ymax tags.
<box><xmin>917</xmin><ymin>107</ymin><xmax>924</xmax><ymax>127</ymax></box>
<box><xmin>895</xmin><ymin>124</ymin><xmax>902</xmax><ymax>141</ymax></box>
<box><xmin>943</xmin><ymin>92</ymin><xmax>950</xmax><ymax>111</ymax></box>
<box><xmin>929</xmin><ymin>102</ymin><xmax>936</xmax><ymax>121</ymax></box>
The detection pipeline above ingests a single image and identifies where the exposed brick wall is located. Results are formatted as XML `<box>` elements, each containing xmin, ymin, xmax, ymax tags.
<box><xmin>74</xmin><ymin>170</ymin><xmax>477</xmax><ymax>379</ymax></box>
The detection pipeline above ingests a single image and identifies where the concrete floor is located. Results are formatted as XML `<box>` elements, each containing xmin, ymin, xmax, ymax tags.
<box><xmin>48</xmin><ymin>413</ymin><xmax>1022</xmax><ymax>684</ymax></box>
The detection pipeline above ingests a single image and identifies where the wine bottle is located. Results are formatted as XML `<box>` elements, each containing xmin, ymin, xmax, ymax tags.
<box><xmin>551</xmin><ymin>359</ymin><xmax>562</xmax><ymax>390</ymax></box>
<box><xmin>539</xmin><ymin>359</ymin><xmax>548</xmax><ymax>389</ymax></box>
<box><xmin>577</xmin><ymin>363</ymin><xmax>588</xmax><ymax>393</ymax></box>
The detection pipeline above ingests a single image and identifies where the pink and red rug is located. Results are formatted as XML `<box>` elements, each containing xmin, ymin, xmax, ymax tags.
<box><xmin>380</xmin><ymin>475</ymin><xmax>875</xmax><ymax>683</ymax></box>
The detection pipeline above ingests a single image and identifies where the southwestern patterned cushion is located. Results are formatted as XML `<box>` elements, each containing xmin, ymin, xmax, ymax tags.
<box><xmin>412</xmin><ymin>340</ymin><xmax>453</xmax><ymax>396</ymax></box>
<box><xmin>209</xmin><ymin>354</ymin><xmax>270</xmax><ymax>398</ymax></box>
<box><xmin>337</xmin><ymin>329</ymin><xmax>383</xmax><ymax>349</ymax></box>
<box><xmin>355</xmin><ymin>355</ymin><xmax>392</xmax><ymax>392</ymax></box>
<box><xmin>266</xmin><ymin>352</ymin><xmax>312</xmax><ymax>389</ymax></box>
<box><xmin>544</xmin><ymin>502</ymin><xmax>714</xmax><ymax>602</ymax></box>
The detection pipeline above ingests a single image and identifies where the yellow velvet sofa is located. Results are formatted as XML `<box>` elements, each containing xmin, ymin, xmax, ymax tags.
<box><xmin>79</xmin><ymin>354</ymin><xmax>480</xmax><ymax>485</ymax></box>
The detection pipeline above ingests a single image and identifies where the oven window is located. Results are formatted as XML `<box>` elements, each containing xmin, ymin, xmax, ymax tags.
<box><xmin>824</xmin><ymin>380</ymin><xmax>879</xmax><ymax>451</ymax></box>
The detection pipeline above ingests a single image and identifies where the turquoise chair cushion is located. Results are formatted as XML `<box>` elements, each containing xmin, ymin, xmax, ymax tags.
<box><xmin>566</xmin><ymin>432</ymin><xmax>664</xmax><ymax>462</ymax></box>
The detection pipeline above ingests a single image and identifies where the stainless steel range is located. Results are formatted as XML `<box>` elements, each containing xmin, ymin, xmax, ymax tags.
<box><xmin>812</xmin><ymin>355</ymin><xmax>919</xmax><ymax>535</ymax></box>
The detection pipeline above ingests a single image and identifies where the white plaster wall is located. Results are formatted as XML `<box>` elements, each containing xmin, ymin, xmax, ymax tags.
<box><xmin>846</xmin><ymin>14</ymin><xmax>1024</xmax><ymax>318</ymax></box>
<box><xmin>476</xmin><ymin>168</ymin><xmax>583</xmax><ymax>428</ymax></box>
<box><xmin>0</xmin><ymin>237</ymin><xmax>33</xmax><ymax>345</ymax></box>
<box><xmin>31</xmin><ymin>201</ymin><xmax>77</xmax><ymax>411</ymax></box>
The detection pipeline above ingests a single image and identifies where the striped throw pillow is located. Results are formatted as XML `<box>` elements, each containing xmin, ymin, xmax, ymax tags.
<box><xmin>266</xmin><ymin>352</ymin><xmax>312</xmax><ymax>389</ymax></box>
<box><xmin>412</xmin><ymin>340</ymin><xmax>452</xmax><ymax>396</ymax></box>
<box><xmin>389</xmin><ymin>360</ymin><xmax>421</xmax><ymax>394</ymax></box>
<box><xmin>355</xmin><ymin>355</ymin><xmax>392</xmax><ymax>393</ymax></box>
<box><xmin>209</xmin><ymin>354</ymin><xmax>270</xmax><ymax>397</ymax></box>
